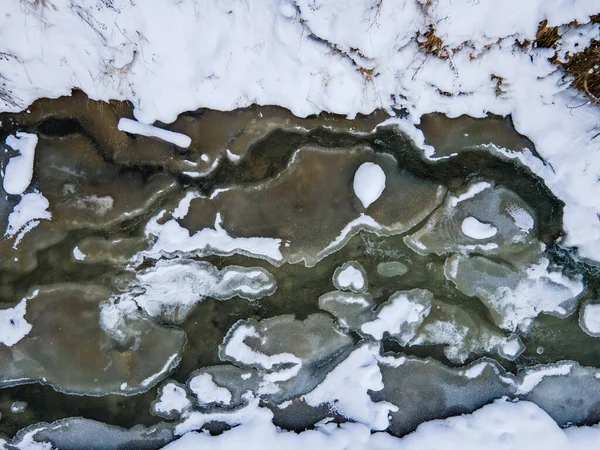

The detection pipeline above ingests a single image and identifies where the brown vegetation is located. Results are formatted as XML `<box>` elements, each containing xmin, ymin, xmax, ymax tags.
<box><xmin>417</xmin><ymin>27</ymin><xmax>449</xmax><ymax>59</ymax></box>
<box><xmin>534</xmin><ymin>20</ymin><xmax>561</xmax><ymax>49</ymax></box>
<box><xmin>561</xmin><ymin>39</ymin><xmax>600</xmax><ymax>102</ymax></box>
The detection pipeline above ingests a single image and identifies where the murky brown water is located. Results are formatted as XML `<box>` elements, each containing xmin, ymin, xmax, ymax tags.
<box><xmin>0</xmin><ymin>92</ymin><xmax>598</xmax><ymax>447</ymax></box>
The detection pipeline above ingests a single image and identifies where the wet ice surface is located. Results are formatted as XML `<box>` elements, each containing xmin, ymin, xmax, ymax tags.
<box><xmin>0</xmin><ymin>95</ymin><xmax>599</xmax><ymax>448</ymax></box>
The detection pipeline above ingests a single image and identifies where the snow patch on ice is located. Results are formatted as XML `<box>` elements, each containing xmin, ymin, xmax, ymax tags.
<box><xmin>5</xmin><ymin>191</ymin><xmax>51</xmax><ymax>248</ymax></box>
<box><xmin>153</xmin><ymin>382</ymin><xmax>192</xmax><ymax>417</ymax></box>
<box><xmin>507</xmin><ymin>205</ymin><xmax>535</xmax><ymax>233</ymax></box>
<box><xmin>143</xmin><ymin>211</ymin><xmax>282</xmax><ymax>263</ymax></box>
<box><xmin>450</xmin><ymin>182</ymin><xmax>492</xmax><ymax>207</ymax></box>
<box><xmin>118</xmin><ymin>118</ymin><xmax>191</xmax><ymax>148</ymax></box>
<box><xmin>0</xmin><ymin>299</ymin><xmax>32</xmax><ymax>347</ymax></box>
<box><xmin>517</xmin><ymin>363</ymin><xmax>573</xmax><ymax>395</ymax></box>
<box><xmin>361</xmin><ymin>292</ymin><xmax>430</xmax><ymax>342</ymax></box>
<box><xmin>303</xmin><ymin>345</ymin><xmax>397</xmax><ymax>430</ymax></box>
<box><xmin>332</xmin><ymin>262</ymin><xmax>367</xmax><ymax>293</ymax></box>
<box><xmin>580</xmin><ymin>302</ymin><xmax>600</xmax><ymax>337</ymax></box>
<box><xmin>3</xmin><ymin>132</ymin><xmax>37</xmax><ymax>195</ymax></box>
<box><xmin>461</xmin><ymin>217</ymin><xmax>498</xmax><ymax>240</ymax></box>
<box><xmin>222</xmin><ymin>324</ymin><xmax>302</xmax><ymax>383</ymax></box>
<box><xmin>353</xmin><ymin>162</ymin><xmax>386</xmax><ymax>209</ymax></box>
<box><xmin>189</xmin><ymin>374</ymin><xmax>232</xmax><ymax>406</ymax></box>
<box><xmin>72</xmin><ymin>246</ymin><xmax>86</xmax><ymax>261</ymax></box>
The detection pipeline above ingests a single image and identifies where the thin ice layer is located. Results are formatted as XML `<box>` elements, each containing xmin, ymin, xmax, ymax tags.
<box><xmin>0</xmin><ymin>284</ymin><xmax>185</xmax><ymax>396</ymax></box>
<box><xmin>115</xmin><ymin>259</ymin><xmax>277</xmax><ymax>324</ymax></box>
<box><xmin>445</xmin><ymin>254</ymin><xmax>583</xmax><ymax>331</ymax></box>
<box><xmin>219</xmin><ymin>314</ymin><xmax>353</xmax><ymax>402</ymax></box>
<box><xmin>163</xmin><ymin>147</ymin><xmax>444</xmax><ymax>267</ymax></box>
<box><xmin>405</xmin><ymin>182</ymin><xmax>538</xmax><ymax>258</ymax></box>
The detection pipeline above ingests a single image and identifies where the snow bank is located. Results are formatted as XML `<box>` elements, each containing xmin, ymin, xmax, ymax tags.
<box><xmin>3</xmin><ymin>132</ymin><xmax>37</xmax><ymax>195</ymax></box>
<box><xmin>162</xmin><ymin>398</ymin><xmax>600</xmax><ymax>450</ymax></box>
<box><xmin>118</xmin><ymin>118</ymin><xmax>191</xmax><ymax>148</ymax></box>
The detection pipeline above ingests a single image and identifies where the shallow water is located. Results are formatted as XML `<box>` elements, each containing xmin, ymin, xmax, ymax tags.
<box><xmin>0</xmin><ymin>93</ymin><xmax>598</xmax><ymax>446</ymax></box>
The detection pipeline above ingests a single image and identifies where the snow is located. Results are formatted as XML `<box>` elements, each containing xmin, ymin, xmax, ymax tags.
<box><xmin>353</xmin><ymin>163</ymin><xmax>386</xmax><ymax>209</ymax></box>
<box><xmin>3</xmin><ymin>132</ymin><xmax>37</xmax><ymax>195</ymax></box>
<box><xmin>189</xmin><ymin>374</ymin><xmax>232</xmax><ymax>406</ymax></box>
<box><xmin>2</xmin><ymin>0</ymin><xmax>600</xmax><ymax>446</ymax></box>
<box><xmin>461</xmin><ymin>217</ymin><xmax>498</xmax><ymax>240</ymax></box>
<box><xmin>501</xmin><ymin>335</ymin><xmax>525</xmax><ymax>359</ymax></box>
<box><xmin>5</xmin><ymin>192</ymin><xmax>51</xmax><ymax>246</ymax></box>
<box><xmin>0</xmin><ymin>299</ymin><xmax>32</xmax><ymax>347</ymax></box>
<box><xmin>332</xmin><ymin>262</ymin><xmax>366</xmax><ymax>292</ymax></box>
<box><xmin>172</xmin><ymin>191</ymin><xmax>201</xmax><ymax>220</ymax></box>
<box><xmin>221</xmin><ymin>323</ymin><xmax>301</xmax><ymax>378</ymax></box>
<box><xmin>580</xmin><ymin>302</ymin><xmax>600</xmax><ymax>337</ymax></box>
<box><xmin>117</xmin><ymin>118</ymin><xmax>191</xmax><ymax>148</ymax></box>
<box><xmin>449</xmin><ymin>182</ymin><xmax>492</xmax><ymax>207</ymax></box>
<box><xmin>361</xmin><ymin>292</ymin><xmax>430</xmax><ymax>341</ymax></box>
<box><xmin>0</xmin><ymin>2</ymin><xmax>599</xmax><ymax>264</ymax></box>
<box><xmin>143</xmin><ymin>212</ymin><xmax>282</xmax><ymax>263</ymax></box>
<box><xmin>446</xmin><ymin>255</ymin><xmax>584</xmax><ymax>332</ymax></box>
<box><xmin>303</xmin><ymin>345</ymin><xmax>398</xmax><ymax>431</ymax></box>
<box><xmin>507</xmin><ymin>206</ymin><xmax>535</xmax><ymax>233</ymax></box>
<box><xmin>162</xmin><ymin>398</ymin><xmax>600</xmax><ymax>450</ymax></box>
<box><xmin>72</xmin><ymin>247</ymin><xmax>86</xmax><ymax>261</ymax></box>
<box><xmin>517</xmin><ymin>364</ymin><xmax>573</xmax><ymax>395</ymax></box>
<box><xmin>153</xmin><ymin>383</ymin><xmax>192</xmax><ymax>417</ymax></box>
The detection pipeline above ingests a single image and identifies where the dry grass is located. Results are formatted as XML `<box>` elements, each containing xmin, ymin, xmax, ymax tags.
<box><xmin>534</xmin><ymin>19</ymin><xmax>561</xmax><ymax>49</ymax></box>
<box><xmin>561</xmin><ymin>39</ymin><xmax>600</xmax><ymax>102</ymax></box>
<box><xmin>417</xmin><ymin>26</ymin><xmax>449</xmax><ymax>59</ymax></box>
<box><xmin>515</xmin><ymin>16</ymin><xmax>600</xmax><ymax>102</ymax></box>
<box><xmin>23</xmin><ymin>0</ymin><xmax>56</xmax><ymax>11</ymax></box>
<box><xmin>358</xmin><ymin>67</ymin><xmax>376</xmax><ymax>81</ymax></box>
<box><xmin>491</xmin><ymin>74</ymin><xmax>504</xmax><ymax>97</ymax></box>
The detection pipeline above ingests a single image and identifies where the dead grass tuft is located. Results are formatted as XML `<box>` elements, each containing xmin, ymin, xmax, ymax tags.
<box><xmin>417</xmin><ymin>26</ymin><xmax>449</xmax><ymax>59</ymax></box>
<box><xmin>491</xmin><ymin>74</ymin><xmax>504</xmax><ymax>97</ymax></box>
<box><xmin>358</xmin><ymin>67</ymin><xmax>376</xmax><ymax>81</ymax></box>
<box><xmin>535</xmin><ymin>19</ymin><xmax>561</xmax><ymax>49</ymax></box>
<box><xmin>562</xmin><ymin>38</ymin><xmax>600</xmax><ymax>102</ymax></box>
